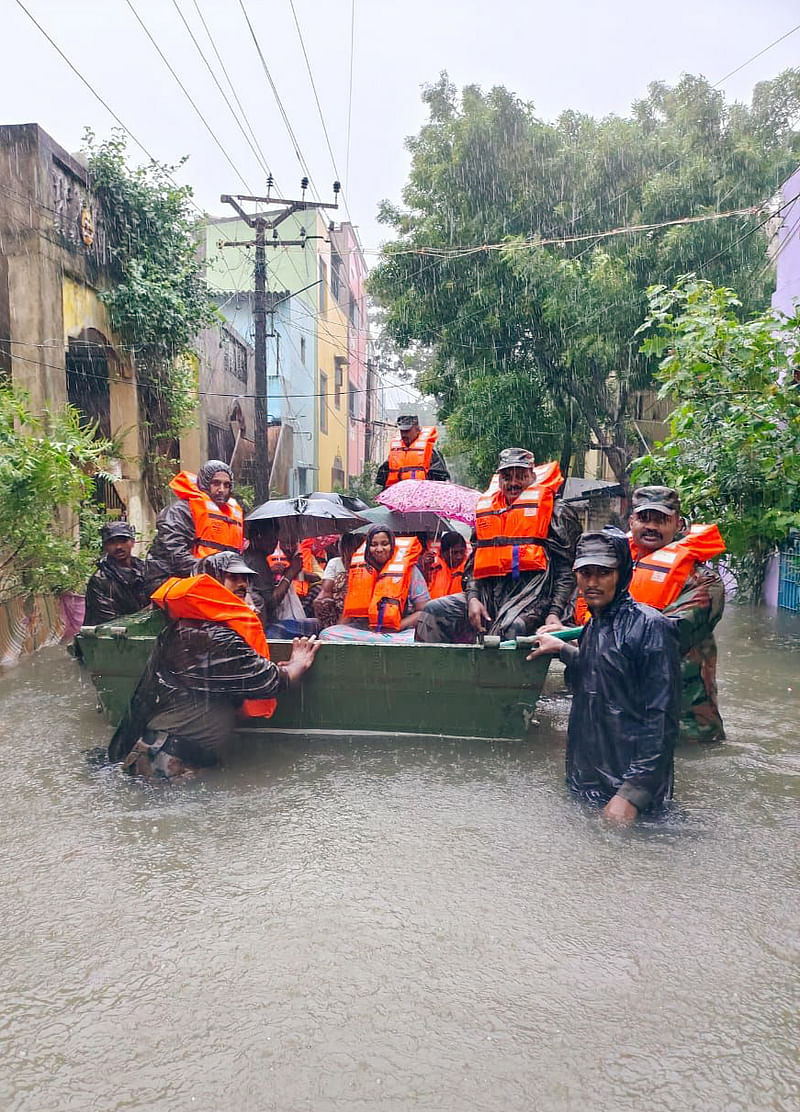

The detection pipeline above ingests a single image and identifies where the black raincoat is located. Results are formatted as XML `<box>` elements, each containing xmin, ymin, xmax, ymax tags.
<box><xmin>84</xmin><ymin>556</ymin><xmax>148</xmax><ymax>625</ymax></box>
<box><xmin>559</xmin><ymin>529</ymin><xmax>680</xmax><ymax>812</ymax></box>
<box><xmin>108</xmin><ymin>619</ymin><xmax>287</xmax><ymax>767</ymax></box>
<box><xmin>143</xmin><ymin>461</ymin><xmax>239</xmax><ymax>594</ymax></box>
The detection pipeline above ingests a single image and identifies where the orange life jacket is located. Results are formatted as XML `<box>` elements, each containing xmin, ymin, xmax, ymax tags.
<box><xmin>150</xmin><ymin>574</ymin><xmax>276</xmax><ymax>718</ymax></box>
<box><xmin>428</xmin><ymin>554</ymin><xmax>467</xmax><ymax>599</ymax></box>
<box><xmin>628</xmin><ymin>524</ymin><xmax>726</xmax><ymax>610</ymax></box>
<box><xmin>169</xmin><ymin>471</ymin><xmax>243</xmax><ymax>559</ymax></box>
<box><xmin>573</xmin><ymin>593</ymin><xmax>590</xmax><ymax>625</ymax></box>
<box><xmin>385</xmin><ymin>427</ymin><xmax>438</xmax><ymax>486</ymax></box>
<box><xmin>341</xmin><ymin>536</ymin><xmax>423</xmax><ymax>630</ymax></box>
<box><xmin>472</xmin><ymin>460</ymin><xmax>563</xmax><ymax>580</ymax></box>
<box><xmin>293</xmin><ymin>538</ymin><xmax>321</xmax><ymax>598</ymax></box>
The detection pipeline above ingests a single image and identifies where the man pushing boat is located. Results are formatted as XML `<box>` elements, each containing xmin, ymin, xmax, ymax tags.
<box><xmin>108</xmin><ymin>552</ymin><xmax>319</xmax><ymax>779</ymax></box>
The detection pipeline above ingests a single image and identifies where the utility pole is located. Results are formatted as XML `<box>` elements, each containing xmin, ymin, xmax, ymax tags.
<box><xmin>220</xmin><ymin>178</ymin><xmax>339</xmax><ymax>504</ymax></box>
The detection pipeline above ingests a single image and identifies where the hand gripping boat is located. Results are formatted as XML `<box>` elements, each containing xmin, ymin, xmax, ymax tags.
<box><xmin>75</xmin><ymin>610</ymin><xmax>581</xmax><ymax>741</ymax></box>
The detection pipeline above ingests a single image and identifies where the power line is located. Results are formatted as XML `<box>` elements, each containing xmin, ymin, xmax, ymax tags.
<box><xmin>13</xmin><ymin>0</ymin><xmax>157</xmax><ymax>166</ymax></box>
<box><xmin>123</xmin><ymin>0</ymin><xmax>253</xmax><ymax>192</ymax></box>
<box><xmin>287</xmin><ymin>0</ymin><xmax>352</xmax><ymax>223</ymax></box>
<box><xmin>189</xmin><ymin>0</ymin><xmax>275</xmax><ymax>188</ymax></box>
<box><xmin>169</xmin><ymin>0</ymin><xmax>272</xmax><ymax>180</ymax></box>
<box><xmin>713</xmin><ymin>21</ymin><xmax>800</xmax><ymax>86</ymax></box>
<box><xmin>237</xmin><ymin>0</ymin><xmax>317</xmax><ymax>198</ymax></box>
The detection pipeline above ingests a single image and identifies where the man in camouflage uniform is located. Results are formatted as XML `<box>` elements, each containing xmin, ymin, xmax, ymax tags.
<box><xmin>628</xmin><ymin>486</ymin><xmax>726</xmax><ymax>743</ymax></box>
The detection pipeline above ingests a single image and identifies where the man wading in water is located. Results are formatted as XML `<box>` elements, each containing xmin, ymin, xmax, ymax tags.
<box><xmin>529</xmin><ymin>528</ymin><xmax>680</xmax><ymax>827</ymax></box>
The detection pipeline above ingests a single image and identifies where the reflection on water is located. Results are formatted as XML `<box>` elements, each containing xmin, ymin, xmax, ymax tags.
<box><xmin>0</xmin><ymin>606</ymin><xmax>797</xmax><ymax>1111</ymax></box>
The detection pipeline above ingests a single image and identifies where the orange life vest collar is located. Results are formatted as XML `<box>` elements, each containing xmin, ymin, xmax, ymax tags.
<box><xmin>473</xmin><ymin>460</ymin><xmax>562</xmax><ymax>580</ymax></box>
<box><xmin>428</xmin><ymin>554</ymin><xmax>467</xmax><ymax>599</ymax></box>
<box><xmin>150</xmin><ymin>574</ymin><xmax>276</xmax><ymax>718</ymax></box>
<box><xmin>169</xmin><ymin>470</ymin><xmax>244</xmax><ymax>559</ymax></box>
<box><xmin>341</xmin><ymin>536</ymin><xmax>423</xmax><ymax>630</ymax></box>
<box><xmin>628</xmin><ymin>524</ymin><xmax>726</xmax><ymax>610</ymax></box>
<box><xmin>385</xmin><ymin>427</ymin><xmax>438</xmax><ymax>487</ymax></box>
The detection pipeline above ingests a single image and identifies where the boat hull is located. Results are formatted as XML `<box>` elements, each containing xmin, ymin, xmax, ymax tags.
<box><xmin>75</xmin><ymin>609</ymin><xmax>551</xmax><ymax>740</ymax></box>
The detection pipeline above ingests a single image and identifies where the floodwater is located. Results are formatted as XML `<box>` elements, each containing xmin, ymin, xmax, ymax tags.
<box><xmin>0</xmin><ymin>607</ymin><xmax>797</xmax><ymax>1112</ymax></box>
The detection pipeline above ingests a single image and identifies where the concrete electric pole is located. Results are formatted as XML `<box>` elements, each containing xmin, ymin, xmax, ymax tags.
<box><xmin>220</xmin><ymin>178</ymin><xmax>339</xmax><ymax>504</ymax></box>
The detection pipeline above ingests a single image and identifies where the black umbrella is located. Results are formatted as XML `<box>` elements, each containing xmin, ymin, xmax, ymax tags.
<box><xmin>310</xmin><ymin>491</ymin><xmax>370</xmax><ymax>513</ymax></box>
<box><xmin>246</xmin><ymin>496</ymin><xmax>369</xmax><ymax>545</ymax></box>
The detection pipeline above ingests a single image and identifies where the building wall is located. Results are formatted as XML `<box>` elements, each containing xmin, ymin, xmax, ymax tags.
<box><xmin>0</xmin><ymin>123</ymin><xmax>152</xmax><ymax>537</ymax></box>
<box><xmin>772</xmin><ymin>166</ymin><xmax>800</xmax><ymax>319</ymax></box>
<box><xmin>317</xmin><ymin>286</ymin><xmax>350</xmax><ymax>491</ymax></box>
<box><xmin>330</xmin><ymin>223</ymin><xmax>368</xmax><ymax>479</ymax></box>
<box><xmin>202</xmin><ymin>210</ymin><xmax>330</xmax><ymax>494</ymax></box>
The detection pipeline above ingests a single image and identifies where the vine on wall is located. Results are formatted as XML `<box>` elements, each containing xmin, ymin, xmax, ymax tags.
<box><xmin>84</xmin><ymin>131</ymin><xmax>216</xmax><ymax>509</ymax></box>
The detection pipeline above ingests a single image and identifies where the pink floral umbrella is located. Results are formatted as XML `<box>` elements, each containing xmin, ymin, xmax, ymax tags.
<box><xmin>377</xmin><ymin>479</ymin><xmax>480</xmax><ymax>525</ymax></box>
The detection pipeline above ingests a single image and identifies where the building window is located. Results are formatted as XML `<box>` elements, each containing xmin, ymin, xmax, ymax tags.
<box><xmin>300</xmin><ymin>336</ymin><xmax>306</xmax><ymax>365</ymax></box>
<box><xmin>223</xmin><ymin>329</ymin><xmax>248</xmax><ymax>383</ymax></box>
<box><xmin>349</xmin><ymin>381</ymin><xmax>357</xmax><ymax>420</ymax></box>
<box><xmin>320</xmin><ymin>372</ymin><xmax>328</xmax><ymax>433</ymax></box>
<box><xmin>334</xmin><ymin>356</ymin><xmax>346</xmax><ymax>410</ymax></box>
<box><xmin>332</xmin><ymin>455</ymin><xmax>345</xmax><ymax>489</ymax></box>
<box><xmin>349</xmin><ymin>295</ymin><xmax>360</xmax><ymax>330</ymax></box>
<box><xmin>319</xmin><ymin>260</ymin><xmax>328</xmax><ymax>313</ymax></box>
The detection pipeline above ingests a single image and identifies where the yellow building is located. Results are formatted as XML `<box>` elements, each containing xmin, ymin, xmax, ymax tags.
<box><xmin>315</xmin><ymin>236</ymin><xmax>350</xmax><ymax>490</ymax></box>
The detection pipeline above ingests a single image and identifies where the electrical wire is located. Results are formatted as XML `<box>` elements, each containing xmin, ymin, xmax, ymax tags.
<box><xmin>236</xmin><ymin>0</ymin><xmax>317</xmax><ymax>198</ymax></box>
<box><xmin>170</xmin><ymin>0</ymin><xmax>272</xmax><ymax>181</ymax></box>
<box><xmin>287</xmin><ymin>0</ymin><xmax>351</xmax><ymax>222</ymax></box>
<box><xmin>123</xmin><ymin>0</ymin><xmax>253</xmax><ymax>192</ymax></box>
<box><xmin>713</xmin><ymin>21</ymin><xmax>800</xmax><ymax>86</ymax></box>
<box><xmin>189</xmin><ymin>0</ymin><xmax>276</xmax><ymax>189</ymax></box>
<box><xmin>13</xmin><ymin>0</ymin><xmax>157</xmax><ymax>165</ymax></box>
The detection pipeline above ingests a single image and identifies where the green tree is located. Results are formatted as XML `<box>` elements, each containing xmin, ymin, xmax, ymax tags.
<box><xmin>369</xmin><ymin>71</ymin><xmax>800</xmax><ymax>489</ymax></box>
<box><xmin>0</xmin><ymin>388</ymin><xmax>114</xmax><ymax>597</ymax></box>
<box><xmin>84</xmin><ymin>131</ymin><xmax>217</xmax><ymax>508</ymax></box>
<box><xmin>633</xmin><ymin>276</ymin><xmax>800</xmax><ymax>602</ymax></box>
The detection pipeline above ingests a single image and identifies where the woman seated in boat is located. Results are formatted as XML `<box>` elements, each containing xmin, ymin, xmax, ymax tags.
<box><xmin>313</xmin><ymin>531</ymin><xmax>362</xmax><ymax>629</ymax></box>
<box><xmin>427</xmin><ymin>531</ymin><xmax>469</xmax><ymax>599</ymax></box>
<box><xmin>318</xmin><ymin>526</ymin><xmax>430</xmax><ymax>643</ymax></box>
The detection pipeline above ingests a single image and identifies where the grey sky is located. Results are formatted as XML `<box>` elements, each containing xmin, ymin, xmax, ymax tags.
<box><xmin>4</xmin><ymin>0</ymin><xmax>799</xmax><ymax>256</ymax></box>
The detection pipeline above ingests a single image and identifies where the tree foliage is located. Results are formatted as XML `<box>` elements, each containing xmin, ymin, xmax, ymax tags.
<box><xmin>369</xmin><ymin>70</ymin><xmax>800</xmax><ymax>488</ymax></box>
<box><xmin>0</xmin><ymin>388</ymin><xmax>114</xmax><ymax>597</ymax></box>
<box><xmin>633</xmin><ymin>276</ymin><xmax>800</xmax><ymax>602</ymax></box>
<box><xmin>84</xmin><ymin>131</ymin><xmax>217</xmax><ymax>508</ymax></box>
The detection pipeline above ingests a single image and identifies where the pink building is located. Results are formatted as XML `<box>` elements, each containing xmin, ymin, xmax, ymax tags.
<box><xmin>330</xmin><ymin>223</ymin><xmax>368</xmax><ymax>479</ymax></box>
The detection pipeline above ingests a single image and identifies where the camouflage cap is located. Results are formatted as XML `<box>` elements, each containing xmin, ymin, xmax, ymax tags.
<box><xmin>396</xmin><ymin>415</ymin><xmax>419</xmax><ymax>430</ymax></box>
<box><xmin>222</xmin><ymin>555</ymin><xmax>257</xmax><ymax>576</ymax></box>
<box><xmin>101</xmin><ymin>521</ymin><xmax>135</xmax><ymax>542</ymax></box>
<box><xmin>631</xmin><ymin>485</ymin><xmax>681</xmax><ymax>516</ymax></box>
<box><xmin>497</xmin><ymin>447</ymin><xmax>535</xmax><ymax>472</ymax></box>
<box><xmin>573</xmin><ymin>531</ymin><xmax>620</xmax><ymax>570</ymax></box>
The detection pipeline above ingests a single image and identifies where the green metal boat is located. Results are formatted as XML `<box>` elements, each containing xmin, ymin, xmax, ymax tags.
<box><xmin>75</xmin><ymin>609</ymin><xmax>566</xmax><ymax>741</ymax></box>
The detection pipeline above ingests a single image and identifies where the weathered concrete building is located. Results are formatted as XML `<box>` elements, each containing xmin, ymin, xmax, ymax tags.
<box><xmin>0</xmin><ymin>123</ymin><xmax>152</xmax><ymax>536</ymax></box>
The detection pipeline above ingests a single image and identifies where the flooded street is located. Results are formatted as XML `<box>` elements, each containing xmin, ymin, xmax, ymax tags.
<box><xmin>1</xmin><ymin>605</ymin><xmax>797</xmax><ymax>1111</ymax></box>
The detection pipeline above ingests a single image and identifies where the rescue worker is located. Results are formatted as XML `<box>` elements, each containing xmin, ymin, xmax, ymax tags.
<box><xmin>376</xmin><ymin>415</ymin><xmax>450</xmax><ymax>490</ymax></box>
<box><xmin>144</xmin><ymin>460</ymin><xmax>243</xmax><ymax>593</ymax></box>
<box><xmin>415</xmin><ymin>448</ymin><xmax>580</xmax><ymax>643</ymax></box>
<box><xmin>628</xmin><ymin>486</ymin><xmax>726</xmax><ymax>743</ymax></box>
<box><xmin>84</xmin><ymin>521</ymin><xmax>148</xmax><ymax>625</ymax></box>
<box><xmin>427</xmin><ymin>531</ymin><xmax>468</xmax><ymax>599</ymax></box>
<box><xmin>338</xmin><ymin>525</ymin><xmax>430</xmax><ymax>633</ymax></box>
<box><xmin>242</xmin><ymin>521</ymin><xmax>320</xmax><ymax>637</ymax></box>
<box><xmin>529</xmin><ymin>528</ymin><xmax>680</xmax><ymax>827</ymax></box>
<box><xmin>108</xmin><ymin>551</ymin><xmax>319</xmax><ymax>779</ymax></box>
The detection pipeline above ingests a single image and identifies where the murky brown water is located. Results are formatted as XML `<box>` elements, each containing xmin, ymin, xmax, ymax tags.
<box><xmin>0</xmin><ymin>605</ymin><xmax>797</xmax><ymax>1111</ymax></box>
